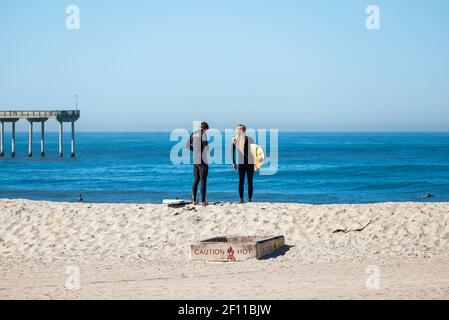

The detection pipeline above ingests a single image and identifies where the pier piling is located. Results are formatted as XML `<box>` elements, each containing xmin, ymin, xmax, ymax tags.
<box><xmin>71</xmin><ymin>121</ymin><xmax>75</xmax><ymax>158</ymax></box>
<box><xmin>0</xmin><ymin>121</ymin><xmax>4</xmax><ymax>157</ymax></box>
<box><xmin>28</xmin><ymin>121</ymin><xmax>33</xmax><ymax>157</ymax></box>
<box><xmin>41</xmin><ymin>121</ymin><xmax>45</xmax><ymax>157</ymax></box>
<box><xmin>11</xmin><ymin>121</ymin><xmax>16</xmax><ymax>158</ymax></box>
<box><xmin>59</xmin><ymin>121</ymin><xmax>63</xmax><ymax>158</ymax></box>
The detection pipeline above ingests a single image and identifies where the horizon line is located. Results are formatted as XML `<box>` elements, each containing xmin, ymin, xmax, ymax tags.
<box><xmin>6</xmin><ymin>130</ymin><xmax>449</xmax><ymax>134</ymax></box>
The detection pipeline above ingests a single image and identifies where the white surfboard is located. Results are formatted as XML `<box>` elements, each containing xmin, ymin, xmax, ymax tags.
<box><xmin>163</xmin><ymin>199</ymin><xmax>192</xmax><ymax>205</ymax></box>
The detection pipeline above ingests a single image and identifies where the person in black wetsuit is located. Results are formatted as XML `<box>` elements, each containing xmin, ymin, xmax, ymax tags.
<box><xmin>231</xmin><ymin>124</ymin><xmax>255</xmax><ymax>203</ymax></box>
<box><xmin>187</xmin><ymin>122</ymin><xmax>210</xmax><ymax>206</ymax></box>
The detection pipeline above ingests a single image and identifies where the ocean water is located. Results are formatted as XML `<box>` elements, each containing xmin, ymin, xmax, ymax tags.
<box><xmin>1</xmin><ymin>132</ymin><xmax>449</xmax><ymax>204</ymax></box>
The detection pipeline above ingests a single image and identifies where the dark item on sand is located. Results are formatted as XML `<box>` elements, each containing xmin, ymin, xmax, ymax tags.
<box><xmin>163</xmin><ymin>199</ymin><xmax>193</xmax><ymax>208</ymax></box>
<box><xmin>332</xmin><ymin>220</ymin><xmax>372</xmax><ymax>234</ymax></box>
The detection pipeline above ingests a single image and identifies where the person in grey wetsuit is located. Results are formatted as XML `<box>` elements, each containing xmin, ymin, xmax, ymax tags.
<box><xmin>187</xmin><ymin>122</ymin><xmax>210</xmax><ymax>206</ymax></box>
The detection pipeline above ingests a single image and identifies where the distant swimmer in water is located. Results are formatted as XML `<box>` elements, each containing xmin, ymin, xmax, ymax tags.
<box><xmin>424</xmin><ymin>192</ymin><xmax>434</xmax><ymax>198</ymax></box>
<box><xmin>78</xmin><ymin>194</ymin><xmax>84</xmax><ymax>202</ymax></box>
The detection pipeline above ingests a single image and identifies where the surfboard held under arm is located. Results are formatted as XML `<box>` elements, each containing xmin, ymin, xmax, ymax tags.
<box><xmin>250</xmin><ymin>144</ymin><xmax>265</xmax><ymax>170</ymax></box>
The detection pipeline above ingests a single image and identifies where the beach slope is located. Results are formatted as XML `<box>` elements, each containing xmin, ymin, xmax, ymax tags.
<box><xmin>1</xmin><ymin>199</ymin><xmax>449</xmax><ymax>299</ymax></box>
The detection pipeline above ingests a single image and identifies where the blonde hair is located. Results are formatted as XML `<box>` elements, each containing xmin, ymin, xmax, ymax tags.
<box><xmin>233</xmin><ymin>124</ymin><xmax>247</xmax><ymax>154</ymax></box>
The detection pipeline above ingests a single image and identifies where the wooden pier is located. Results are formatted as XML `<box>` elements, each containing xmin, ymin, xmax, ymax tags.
<box><xmin>0</xmin><ymin>110</ymin><xmax>80</xmax><ymax>158</ymax></box>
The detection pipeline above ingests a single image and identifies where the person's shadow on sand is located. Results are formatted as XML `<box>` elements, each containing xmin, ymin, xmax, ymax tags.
<box><xmin>261</xmin><ymin>244</ymin><xmax>295</xmax><ymax>260</ymax></box>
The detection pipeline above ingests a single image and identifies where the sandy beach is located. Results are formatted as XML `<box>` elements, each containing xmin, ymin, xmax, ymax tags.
<box><xmin>1</xmin><ymin>199</ymin><xmax>449</xmax><ymax>299</ymax></box>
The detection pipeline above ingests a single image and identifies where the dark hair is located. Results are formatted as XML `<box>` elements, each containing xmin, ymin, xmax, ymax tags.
<box><xmin>200</xmin><ymin>122</ymin><xmax>209</xmax><ymax>130</ymax></box>
<box><xmin>237</xmin><ymin>124</ymin><xmax>247</xmax><ymax>132</ymax></box>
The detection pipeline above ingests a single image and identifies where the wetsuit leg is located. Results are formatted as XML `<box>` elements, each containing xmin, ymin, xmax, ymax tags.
<box><xmin>238</xmin><ymin>165</ymin><xmax>246</xmax><ymax>199</ymax></box>
<box><xmin>247</xmin><ymin>165</ymin><xmax>255</xmax><ymax>199</ymax></box>
<box><xmin>192</xmin><ymin>165</ymin><xmax>200</xmax><ymax>202</ymax></box>
<box><xmin>199</xmin><ymin>164</ymin><xmax>208</xmax><ymax>203</ymax></box>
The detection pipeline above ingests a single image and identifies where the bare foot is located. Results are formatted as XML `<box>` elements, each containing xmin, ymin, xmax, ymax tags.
<box><xmin>193</xmin><ymin>201</ymin><xmax>199</xmax><ymax>205</ymax></box>
<box><xmin>201</xmin><ymin>202</ymin><xmax>208</xmax><ymax>207</ymax></box>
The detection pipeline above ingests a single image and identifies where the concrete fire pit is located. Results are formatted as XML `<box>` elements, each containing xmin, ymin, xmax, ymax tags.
<box><xmin>190</xmin><ymin>236</ymin><xmax>285</xmax><ymax>262</ymax></box>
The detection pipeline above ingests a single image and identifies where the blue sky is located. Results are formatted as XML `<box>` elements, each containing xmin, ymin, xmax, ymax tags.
<box><xmin>1</xmin><ymin>0</ymin><xmax>448</xmax><ymax>131</ymax></box>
